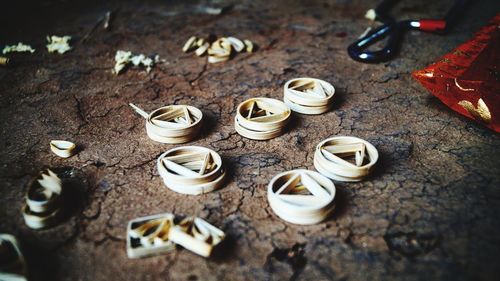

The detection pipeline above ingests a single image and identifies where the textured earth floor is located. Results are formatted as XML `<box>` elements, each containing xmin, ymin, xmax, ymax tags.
<box><xmin>1</xmin><ymin>0</ymin><xmax>499</xmax><ymax>280</ymax></box>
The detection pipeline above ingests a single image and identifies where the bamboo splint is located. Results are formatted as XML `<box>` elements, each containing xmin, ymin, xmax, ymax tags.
<box><xmin>267</xmin><ymin>169</ymin><xmax>336</xmax><ymax>225</ymax></box>
<box><xmin>129</xmin><ymin>103</ymin><xmax>203</xmax><ymax>144</ymax></box>
<box><xmin>234</xmin><ymin>98</ymin><xmax>291</xmax><ymax>140</ymax></box>
<box><xmin>126</xmin><ymin>213</ymin><xmax>224</xmax><ymax>258</ymax></box>
<box><xmin>283</xmin><ymin>77</ymin><xmax>335</xmax><ymax>115</ymax></box>
<box><xmin>168</xmin><ymin>216</ymin><xmax>225</xmax><ymax>258</ymax></box>
<box><xmin>314</xmin><ymin>136</ymin><xmax>379</xmax><ymax>182</ymax></box>
<box><xmin>127</xmin><ymin>213</ymin><xmax>176</xmax><ymax>258</ymax></box>
<box><xmin>157</xmin><ymin>146</ymin><xmax>225</xmax><ymax>195</ymax></box>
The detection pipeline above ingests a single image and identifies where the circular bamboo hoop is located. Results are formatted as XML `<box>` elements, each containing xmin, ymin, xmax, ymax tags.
<box><xmin>283</xmin><ymin>77</ymin><xmax>335</xmax><ymax>114</ymax></box>
<box><xmin>130</xmin><ymin>103</ymin><xmax>203</xmax><ymax>144</ymax></box>
<box><xmin>157</xmin><ymin>146</ymin><xmax>225</xmax><ymax>195</ymax></box>
<box><xmin>267</xmin><ymin>169</ymin><xmax>336</xmax><ymax>225</ymax></box>
<box><xmin>313</xmin><ymin>136</ymin><xmax>379</xmax><ymax>182</ymax></box>
<box><xmin>235</xmin><ymin>98</ymin><xmax>291</xmax><ymax>140</ymax></box>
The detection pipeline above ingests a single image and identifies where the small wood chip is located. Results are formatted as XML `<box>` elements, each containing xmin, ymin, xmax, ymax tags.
<box><xmin>50</xmin><ymin>140</ymin><xmax>77</xmax><ymax>158</ymax></box>
<box><xmin>182</xmin><ymin>36</ymin><xmax>198</xmax><ymax>53</ymax></box>
<box><xmin>244</xmin><ymin>39</ymin><xmax>254</xmax><ymax>53</ymax></box>
<box><xmin>195</xmin><ymin>42</ymin><xmax>210</xmax><ymax>56</ymax></box>
<box><xmin>103</xmin><ymin>11</ymin><xmax>111</xmax><ymax>29</ymax></box>
<box><xmin>46</xmin><ymin>35</ymin><xmax>72</xmax><ymax>54</ymax></box>
<box><xmin>226</xmin><ymin>37</ymin><xmax>244</xmax><ymax>52</ymax></box>
<box><xmin>2</xmin><ymin>43</ymin><xmax>35</xmax><ymax>54</ymax></box>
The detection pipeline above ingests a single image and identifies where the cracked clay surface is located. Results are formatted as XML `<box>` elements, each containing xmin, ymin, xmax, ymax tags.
<box><xmin>1</xmin><ymin>0</ymin><xmax>499</xmax><ymax>280</ymax></box>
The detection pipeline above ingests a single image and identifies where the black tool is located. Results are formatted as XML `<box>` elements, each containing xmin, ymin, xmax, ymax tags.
<box><xmin>347</xmin><ymin>0</ymin><xmax>468</xmax><ymax>63</ymax></box>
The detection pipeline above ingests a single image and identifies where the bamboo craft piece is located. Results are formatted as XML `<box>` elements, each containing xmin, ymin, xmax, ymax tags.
<box><xmin>126</xmin><ymin>213</ymin><xmax>225</xmax><ymax>258</ymax></box>
<box><xmin>235</xmin><ymin>98</ymin><xmax>291</xmax><ymax>140</ymax></box>
<box><xmin>129</xmin><ymin>103</ymin><xmax>203</xmax><ymax>144</ymax></box>
<box><xmin>50</xmin><ymin>140</ymin><xmax>76</xmax><ymax>158</ymax></box>
<box><xmin>314</xmin><ymin>136</ymin><xmax>379</xmax><ymax>182</ymax></box>
<box><xmin>22</xmin><ymin>169</ymin><xmax>64</xmax><ymax>229</ymax></box>
<box><xmin>157</xmin><ymin>146</ymin><xmax>225</xmax><ymax>195</ymax></box>
<box><xmin>127</xmin><ymin>213</ymin><xmax>176</xmax><ymax>258</ymax></box>
<box><xmin>168</xmin><ymin>217</ymin><xmax>225</xmax><ymax>258</ymax></box>
<box><xmin>0</xmin><ymin>234</ymin><xmax>27</xmax><ymax>281</ymax></box>
<box><xmin>283</xmin><ymin>77</ymin><xmax>335</xmax><ymax>115</ymax></box>
<box><xmin>267</xmin><ymin>169</ymin><xmax>336</xmax><ymax>225</ymax></box>
<box><xmin>182</xmin><ymin>35</ymin><xmax>254</xmax><ymax>63</ymax></box>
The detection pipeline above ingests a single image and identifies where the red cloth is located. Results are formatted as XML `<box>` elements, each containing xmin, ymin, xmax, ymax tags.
<box><xmin>413</xmin><ymin>14</ymin><xmax>499</xmax><ymax>132</ymax></box>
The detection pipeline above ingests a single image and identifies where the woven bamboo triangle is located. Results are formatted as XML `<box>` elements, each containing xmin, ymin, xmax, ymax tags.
<box><xmin>275</xmin><ymin>172</ymin><xmax>330</xmax><ymax>205</ymax></box>
<box><xmin>247</xmin><ymin>101</ymin><xmax>274</xmax><ymax>119</ymax></box>
<box><xmin>153</xmin><ymin>106</ymin><xmax>194</xmax><ymax>125</ymax></box>
<box><xmin>163</xmin><ymin>151</ymin><xmax>213</xmax><ymax>176</ymax></box>
<box><xmin>321</xmin><ymin>142</ymin><xmax>366</xmax><ymax>167</ymax></box>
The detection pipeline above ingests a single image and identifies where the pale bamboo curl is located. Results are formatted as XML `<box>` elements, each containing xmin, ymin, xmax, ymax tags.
<box><xmin>22</xmin><ymin>169</ymin><xmax>64</xmax><ymax>229</ymax></box>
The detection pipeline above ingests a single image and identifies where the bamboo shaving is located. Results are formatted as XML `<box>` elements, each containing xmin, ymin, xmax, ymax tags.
<box><xmin>2</xmin><ymin>43</ymin><xmax>35</xmax><ymax>54</ymax></box>
<box><xmin>46</xmin><ymin>35</ymin><xmax>72</xmax><ymax>54</ymax></box>
<box><xmin>114</xmin><ymin>50</ymin><xmax>157</xmax><ymax>74</ymax></box>
<box><xmin>182</xmin><ymin>35</ymin><xmax>255</xmax><ymax>63</ymax></box>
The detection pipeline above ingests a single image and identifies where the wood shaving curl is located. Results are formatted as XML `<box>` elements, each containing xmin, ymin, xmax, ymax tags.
<box><xmin>46</xmin><ymin>35</ymin><xmax>72</xmax><ymax>54</ymax></box>
<box><xmin>182</xmin><ymin>35</ymin><xmax>254</xmax><ymax>63</ymax></box>
<box><xmin>113</xmin><ymin>50</ymin><xmax>157</xmax><ymax>74</ymax></box>
<box><xmin>2</xmin><ymin>43</ymin><xmax>35</xmax><ymax>54</ymax></box>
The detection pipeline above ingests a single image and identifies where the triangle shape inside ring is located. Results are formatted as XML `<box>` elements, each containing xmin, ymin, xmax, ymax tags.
<box><xmin>152</xmin><ymin>106</ymin><xmax>195</xmax><ymax>127</ymax></box>
<box><xmin>246</xmin><ymin>101</ymin><xmax>288</xmax><ymax>123</ymax></box>
<box><xmin>275</xmin><ymin>172</ymin><xmax>331</xmax><ymax>206</ymax></box>
<box><xmin>321</xmin><ymin>142</ymin><xmax>366</xmax><ymax>167</ymax></box>
<box><xmin>290</xmin><ymin>79</ymin><xmax>327</xmax><ymax>98</ymax></box>
<box><xmin>162</xmin><ymin>151</ymin><xmax>214</xmax><ymax>177</ymax></box>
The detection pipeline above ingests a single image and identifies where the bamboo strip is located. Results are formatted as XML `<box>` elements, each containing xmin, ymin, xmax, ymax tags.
<box><xmin>267</xmin><ymin>169</ymin><xmax>336</xmax><ymax>225</ymax></box>
<box><xmin>130</xmin><ymin>104</ymin><xmax>203</xmax><ymax>144</ymax></box>
<box><xmin>313</xmin><ymin>136</ymin><xmax>378</xmax><ymax>182</ymax></box>
<box><xmin>157</xmin><ymin>146</ymin><xmax>225</xmax><ymax>195</ymax></box>
<box><xmin>283</xmin><ymin>77</ymin><xmax>335</xmax><ymax>114</ymax></box>
<box><xmin>235</xmin><ymin>98</ymin><xmax>290</xmax><ymax>140</ymax></box>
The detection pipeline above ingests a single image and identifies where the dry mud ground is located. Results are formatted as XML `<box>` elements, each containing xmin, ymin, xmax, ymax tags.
<box><xmin>1</xmin><ymin>0</ymin><xmax>499</xmax><ymax>280</ymax></box>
